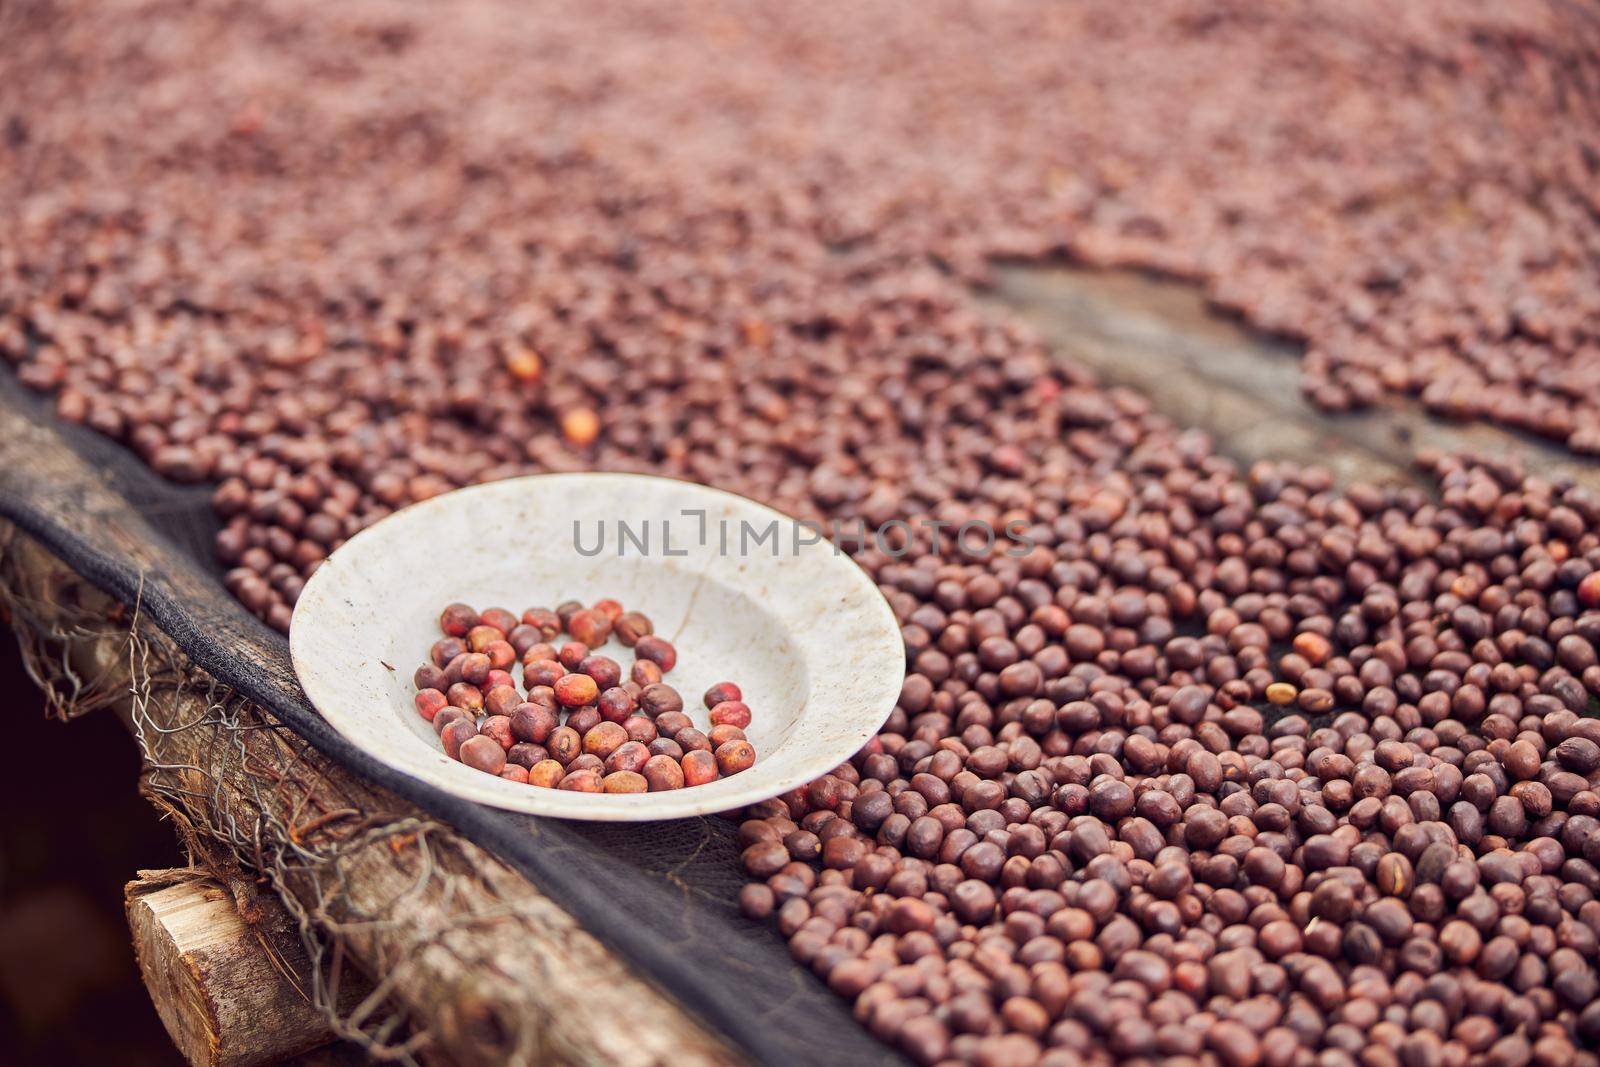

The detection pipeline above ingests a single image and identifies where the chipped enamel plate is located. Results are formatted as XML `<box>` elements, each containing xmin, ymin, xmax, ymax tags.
<box><xmin>289</xmin><ymin>473</ymin><xmax>904</xmax><ymax>820</ymax></box>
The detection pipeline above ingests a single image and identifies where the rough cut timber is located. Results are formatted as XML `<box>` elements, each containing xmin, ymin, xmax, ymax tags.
<box><xmin>0</xmin><ymin>525</ymin><xmax>744</xmax><ymax>1067</ymax></box>
<box><xmin>127</xmin><ymin>870</ymin><xmax>345</xmax><ymax>1067</ymax></box>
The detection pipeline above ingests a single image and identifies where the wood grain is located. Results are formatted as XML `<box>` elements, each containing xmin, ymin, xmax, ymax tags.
<box><xmin>127</xmin><ymin>872</ymin><xmax>342</xmax><ymax>1067</ymax></box>
<box><xmin>991</xmin><ymin>266</ymin><xmax>1600</xmax><ymax>493</ymax></box>
<box><xmin>2</xmin><ymin>529</ymin><xmax>744</xmax><ymax>1067</ymax></box>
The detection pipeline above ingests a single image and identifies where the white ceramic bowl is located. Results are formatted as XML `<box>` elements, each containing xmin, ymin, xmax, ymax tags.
<box><xmin>289</xmin><ymin>473</ymin><xmax>904</xmax><ymax>820</ymax></box>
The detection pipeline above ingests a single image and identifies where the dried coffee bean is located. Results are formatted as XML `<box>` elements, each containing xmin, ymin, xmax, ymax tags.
<box><xmin>478</xmin><ymin>608</ymin><xmax>518</xmax><ymax>635</ymax></box>
<box><xmin>643</xmin><ymin>754</ymin><xmax>686</xmax><ymax>791</ymax></box>
<box><xmin>506</xmin><ymin>743</ymin><xmax>548</xmax><ymax>769</ymax></box>
<box><xmin>604</xmin><ymin>741</ymin><xmax>651</xmax><ymax>776</ymax></box>
<box><xmin>554</xmin><ymin>673</ymin><xmax>600</xmax><ymax>707</ymax></box>
<box><xmin>465</xmin><ymin>624</ymin><xmax>505</xmax><ymax>653</ymax></box>
<box><xmin>582</xmin><ymin>721</ymin><xmax>629</xmax><ymax>759</ymax></box>
<box><xmin>709</xmin><ymin>701</ymin><xmax>752</xmax><ymax>729</ymax></box>
<box><xmin>597</xmin><ymin>686</ymin><xmax>636</xmax><ymax>722</ymax></box>
<box><xmin>478</xmin><ymin>715</ymin><xmax>514</xmax><ymax>751</ymax></box>
<box><xmin>1377</xmin><ymin>853</ymin><xmax>1413</xmax><ymax>897</ymax></box>
<box><xmin>414</xmin><ymin>688</ymin><xmax>448</xmax><ymax>722</ymax></box>
<box><xmin>431</xmin><ymin>707</ymin><xmax>470</xmax><ymax>737</ymax></box>
<box><xmin>547</xmin><ymin>726</ymin><xmax>581</xmax><ymax>766</ymax></box>
<box><xmin>704</xmin><ymin>682</ymin><xmax>743</xmax><ymax>709</ymax></box>
<box><xmin>578</xmin><ymin>655</ymin><xmax>623</xmax><ymax>691</ymax></box>
<box><xmin>739</xmin><ymin>884</ymin><xmax>775</xmax><ymax>920</ymax></box>
<box><xmin>520</xmin><ymin>643</ymin><xmax>559</xmax><ymax>668</ymax></box>
<box><xmin>506</xmin><ymin>625</ymin><xmax>543</xmax><ymax>658</ymax></box>
<box><xmin>648</xmin><ymin>738</ymin><xmax>685</xmax><ymax>761</ymax></box>
<box><xmin>510</xmin><ymin>703</ymin><xmax>557</xmax><ymax>744</ymax></box>
<box><xmin>439</xmin><ymin>604</ymin><xmax>479</xmax><ymax>638</ymax></box>
<box><xmin>525</xmin><ymin>659</ymin><xmax>566</xmax><ymax>689</ymax></box>
<box><xmin>459</xmin><ymin>735</ymin><xmax>507</xmax><ymax>775</ymax></box>
<box><xmin>445</xmin><ymin>682</ymin><xmax>484</xmax><ymax>713</ymax></box>
<box><xmin>569</xmin><ymin>610</ymin><xmax>612</xmax><ymax>647</ymax></box>
<box><xmin>439</xmin><ymin>718</ymin><xmax>477</xmax><ymax>761</ymax></box>
<box><xmin>565</xmin><ymin>755</ymin><xmax>605</xmax><ymax>775</ymax></box>
<box><xmin>483</xmin><ymin>684</ymin><xmax>522</xmax><ymax>717</ymax></box>
<box><xmin>481</xmin><ymin>640</ymin><xmax>515</xmax><ymax>671</ymax></box>
<box><xmin>430</xmin><ymin>640</ymin><xmax>466</xmax><ymax>670</ymax></box>
<box><xmin>521</xmin><ymin>608</ymin><xmax>562</xmax><ymax>641</ymax></box>
<box><xmin>623</xmin><ymin>716</ymin><xmax>658</xmax><ymax>745</ymax></box>
<box><xmin>639</xmin><ymin>683</ymin><xmax>685</xmax><ymax>718</ymax></box>
<box><xmin>707</xmin><ymin>724</ymin><xmax>746</xmax><ymax>748</ymax></box>
<box><xmin>654</xmin><ymin>712</ymin><xmax>693</xmax><ymax>736</ymax></box>
<box><xmin>565</xmin><ymin>705</ymin><xmax>602</xmax><ymax>737</ymax></box>
<box><xmin>612</xmin><ymin>611</ymin><xmax>653</xmax><ymax>647</ymax></box>
<box><xmin>557</xmin><ymin>770</ymin><xmax>603</xmax><ymax>793</ymax></box>
<box><xmin>455</xmin><ymin>654</ymin><xmax>491</xmax><ymax>686</ymax></box>
<box><xmin>602</xmin><ymin>770</ymin><xmax>648</xmax><ymax>793</ymax></box>
<box><xmin>634</xmin><ymin>635</ymin><xmax>677</xmax><ymax>672</ymax></box>
<box><xmin>675</xmin><ymin>728</ymin><xmax>712</xmax><ymax>754</ymax></box>
<box><xmin>682</xmin><ymin>750</ymin><xmax>718</xmax><ymax>787</ymax></box>
<box><xmin>715</xmin><ymin>739</ymin><xmax>756</xmax><ymax>776</ymax></box>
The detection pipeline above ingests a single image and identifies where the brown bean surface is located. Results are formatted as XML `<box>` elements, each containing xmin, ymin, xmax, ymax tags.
<box><xmin>8</xmin><ymin>4</ymin><xmax>1600</xmax><ymax>1064</ymax></box>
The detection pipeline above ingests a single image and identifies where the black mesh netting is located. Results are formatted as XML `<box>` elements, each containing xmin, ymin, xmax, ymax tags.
<box><xmin>0</xmin><ymin>366</ymin><xmax>905</xmax><ymax>1067</ymax></box>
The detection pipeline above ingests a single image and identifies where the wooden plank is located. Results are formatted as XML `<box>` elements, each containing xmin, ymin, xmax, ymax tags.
<box><xmin>990</xmin><ymin>265</ymin><xmax>1600</xmax><ymax>492</ymax></box>
<box><xmin>126</xmin><ymin>871</ymin><xmax>349</xmax><ymax>1067</ymax></box>
<box><xmin>0</xmin><ymin>528</ymin><xmax>745</xmax><ymax>1067</ymax></box>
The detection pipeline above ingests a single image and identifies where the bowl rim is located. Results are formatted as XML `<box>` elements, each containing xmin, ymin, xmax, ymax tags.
<box><xmin>289</xmin><ymin>471</ymin><xmax>904</xmax><ymax>819</ymax></box>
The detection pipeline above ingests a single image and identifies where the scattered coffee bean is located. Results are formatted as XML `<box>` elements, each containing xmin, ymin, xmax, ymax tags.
<box><xmin>614</xmin><ymin>611</ymin><xmax>654</xmax><ymax>647</ymax></box>
<box><xmin>557</xmin><ymin>769</ymin><xmax>603</xmax><ymax>793</ymax></box>
<box><xmin>458</xmin><ymin>735</ymin><xmax>507</xmax><ymax>775</ymax></box>
<box><xmin>639</xmin><ymin>683</ymin><xmax>685</xmax><ymax>718</ymax></box>
<box><xmin>682</xmin><ymin>750</ymin><xmax>718</xmax><ymax>787</ymax></box>
<box><xmin>715</xmin><ymin>739</ymin><xmax>756</xmax><ymax>776</ymax></box>
<box><xmin>439</xmin><ymin>718</ymin><xmax>477</xmax><ymax>761</ymax></box>
<box><xmin>553</xmin><ymin>673</ymin><xmax>600</xmax><ymax>708</ymax></box>
<box><xmin>413</xmin><ymin>689</ymin><xmax>448</xmax><ymax>722</ymax></box>
<box><xmin>643</xmin><ymin>754</ymin><xmax>687</xmax><ymax>792</ymax></box>
<box><xmin>633</xmin><ymin>636</ymin><xmax>677</xmax><ymax>673</ymax></box>
<box><xmin>602</xmin><ymin>770</ymin><xmax>648</xmax><ymax>794</ymax></box>
<box><xmin>704</xmin><ymin>682</ymin><xmax>743</xmax><ymax>709</ymax></box>
<box><xmin>438</xmin><ymin>604</ymin><xmax>479</xmax><ymax>638</ymax></box>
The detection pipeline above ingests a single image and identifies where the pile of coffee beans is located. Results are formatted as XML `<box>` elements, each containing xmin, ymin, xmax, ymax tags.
<box><xmin>1</xmin><ymin>1</ymin><xmax>1597</xmax><ymax>628</ymax></box>
<box><xmin>5</xmin><ymin>2</ymin><xmax>1600</xmax><ymax>1063</ymax></box>
<box><xmin>733</xmin><ymin>450</ymin><xmax>1600</xmax><ymax>1067</ymax></box>
<box><xmin>414</xmin><ymin>600</ymin><xmax>756</xmax><ymax>793</ymax></box>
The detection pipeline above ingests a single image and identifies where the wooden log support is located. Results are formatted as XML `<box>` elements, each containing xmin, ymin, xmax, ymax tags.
<box><xmin>0</xmin><ymin>526</ymin><xmax>744</xmax><ymax>1067</ymax></box>
<box><xmin>127</xmin><ymin>870</ymin><xmax>348</xmax><ymax>1067</ymax></box>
